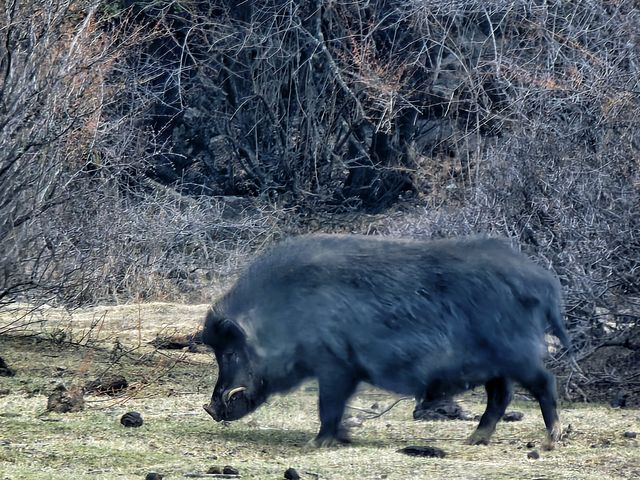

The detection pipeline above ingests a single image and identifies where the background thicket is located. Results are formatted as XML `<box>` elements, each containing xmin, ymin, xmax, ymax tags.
<box><xmin>1</xmin><ymin>0</ymin><xmax>638</xmax><ymax>400</ymax></box>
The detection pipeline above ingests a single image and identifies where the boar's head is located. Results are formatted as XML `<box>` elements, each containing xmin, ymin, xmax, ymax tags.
<box><xmin>202</xmin><ymin>316</ymin><xmax>267</xmax><ymax>422</ymax></box>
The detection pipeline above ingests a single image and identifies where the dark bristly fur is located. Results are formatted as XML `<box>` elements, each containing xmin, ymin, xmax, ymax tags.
<box><xmin>202</xmin><ymin>234</ymin><xmax>570</xmax><ymax>448</ymax></box>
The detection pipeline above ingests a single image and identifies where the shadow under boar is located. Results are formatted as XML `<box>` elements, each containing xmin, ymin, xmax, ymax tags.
<box><xmin>202</xmin><ymin>234</ymin><xmax>570</xmax><ymax>449</ymax></box>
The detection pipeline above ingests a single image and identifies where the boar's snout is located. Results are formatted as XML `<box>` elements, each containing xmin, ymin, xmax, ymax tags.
<box><xmin>203</xmin><ymin>403</ymin><xmax>220</xmax><ymax>421</ymax></box>
<box><xmin>204</xmin><ymin>386</ymin><xmax>252</xmax><ymax>422</ymax></box>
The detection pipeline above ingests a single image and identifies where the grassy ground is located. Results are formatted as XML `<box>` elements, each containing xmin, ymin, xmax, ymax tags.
<box><xmin>0</xmin><ymin>304</ymin><xmax>638</xmax><ymax>479</ymax></box>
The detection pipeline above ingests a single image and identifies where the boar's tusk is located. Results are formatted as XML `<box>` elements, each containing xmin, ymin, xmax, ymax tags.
<box><xmin>226</xmin><ymin>386</ymin><xmax>247</xmax><ymax>401</ymax></box>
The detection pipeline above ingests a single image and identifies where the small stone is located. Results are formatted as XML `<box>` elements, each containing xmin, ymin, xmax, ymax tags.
<box><xmin>503</xmin><ymin>411</ymin><xmax>524</xmax><ymax>422</ymax></box>
<box><xmin>223</xmin><ymin>466</ymin><xmax>239</xmax><ymax>475</ymax></box>
<box><xmin>526</xmin><ymin>441</ymin><xmax>536</xmax><ymax>449</ymax></box>
<box><xmin>284</xmin><ymin>467</ymin><xmax>301</xmax><ymax>480</ymax></box>
<box><xmin>120</xmin><ymin>411</ymin><xmax>143</xmax><ymax>428</ymax></box>
<box><xmin>398</xmin><ymin>445</ymin><xmax>446</xmax><ymax>458</ymax></box>
<box><xmin>206</xmin><ymin>466</ymin><xmax>222</xmax><ymax>474</ymax></box>
<box><xmin>527</xmin><ymin>450</ymin><xmax>540</xmax><ymax>459</ymax></box>
<box><xmin>624</xmin><ymin>431</ymin><xmax>637</xmax><ymax>439</ymax></box>
<box><xmin>145</xmin><ymin>473</ymin><xmax>163</xmax><ymax>480</ymax></box>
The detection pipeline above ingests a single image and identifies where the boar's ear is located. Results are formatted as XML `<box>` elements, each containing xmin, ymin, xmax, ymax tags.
<box><xmin>203</xmin><ymin>313</ymin><xmax>246</xmax><ymax>349</ymax></box>
<box><xmin>217</xmin><ymin>318</ymin><xmax>246</xmax><ymax>346</ymax></box>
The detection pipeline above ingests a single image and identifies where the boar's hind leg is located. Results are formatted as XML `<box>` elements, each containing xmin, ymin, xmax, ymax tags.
<box><xmin>519</xmin><ymin>368</ymin><xmax>562</xmax><ymax>451</ymax></box>
<box><xmin>313</xmin><ymin>373</ymin><xmax>358</xmax><ymax>447</ymax></box>
<box><xmin>467</xmin><ymin>377</ymin><xmax>512</xmax><ymax>446</ymax></box>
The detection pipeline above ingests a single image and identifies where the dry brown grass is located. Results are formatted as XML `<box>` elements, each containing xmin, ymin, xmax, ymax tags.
<box><xmin>0</xmin><ymin>304</ymin><xmax>638</xmax><ymax>479</ymax></box>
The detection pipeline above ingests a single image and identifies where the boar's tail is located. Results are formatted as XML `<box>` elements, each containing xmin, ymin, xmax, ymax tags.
<box><xmin>547</xmin><ymin>298</ymin><xmax>572</xmax><ymax>354</ymax></box>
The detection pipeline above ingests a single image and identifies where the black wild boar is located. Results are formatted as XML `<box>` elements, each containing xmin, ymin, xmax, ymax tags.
<box><xmin>202</xmin><ymin>234</ymin><xmax>570</xmax><ymax>449</ymax></box>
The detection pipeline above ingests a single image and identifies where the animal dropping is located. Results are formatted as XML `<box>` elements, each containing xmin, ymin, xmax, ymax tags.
<box><xmin>0</xmin><ymin>356</ymin><xmax>15</xmax><ymax>377</ymax></box>
<box><xmin>201</xmin><ymin>234</ymin><xmax>571</xmax><ymax>449</ymax></box>
<box><xmin>120</xmin><ymin>411</ymin><xmax>143</xmax><ymax>428</ymax></box>
<box><xmin>284</xmin><ymin>467</ymin><xmax>301</xmax><ymax>480</ymax></box>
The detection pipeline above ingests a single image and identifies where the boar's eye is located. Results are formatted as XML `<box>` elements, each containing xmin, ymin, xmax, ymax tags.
<box><xmin>218</xmin><ymin>350</ymin><xmax>246</xmax><ymax>370</ymax></box>
<box><xmin>222</xmin><ymin>351</ymin><xmax>237</xmax><ymax>361</ymax></box>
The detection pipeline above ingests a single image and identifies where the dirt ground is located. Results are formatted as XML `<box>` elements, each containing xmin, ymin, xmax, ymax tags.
<box><xmin>0</xmin><ymin>303</ymin><xmax>638</xmax><ymax>479</ymax></box>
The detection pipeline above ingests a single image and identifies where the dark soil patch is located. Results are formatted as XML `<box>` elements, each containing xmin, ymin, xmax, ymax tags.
<box><xmin>46</xmin><ymin>384</ymin><xmax>84</xmax><ymax>413</ymax></box>
<box><xmin>85</xmin><ymin>374</ymin><xmax>129</xmax><ymax>395</ymax></box>
<box><xmin>398</xmin><ymin>445</ymin><xmax>446</xmax><ymax>458</ymax></box>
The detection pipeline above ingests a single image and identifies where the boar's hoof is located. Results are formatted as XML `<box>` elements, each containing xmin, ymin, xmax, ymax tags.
<box><xmin>311</xmin><ymin>430</ymin><xmax>351</xmax><ymax>448</ymax></box>
<box><xmin>542</xmin><ymin>422</ymin><xmax>562</xmax><ymax>451</ymax></box>
<box><xmin>310</xmin><ymin>436</ymin><xmax>349</xmax><ymax>448</ymax></box>
<box><xmin>466</xmin><ymin>429</ymin><xmax>493</xmax><ymax>446</ymax></box>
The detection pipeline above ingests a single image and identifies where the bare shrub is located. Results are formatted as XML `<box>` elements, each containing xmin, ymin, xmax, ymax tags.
<box><xmin>0</xmin><ymin>0</ymin><xmax>128</xmax><ymax>309</ymax></box>
<box><xmin>328</xmin><ymin>0</ymin><xmax>640</xmax><ymax>358</ymax></box>
<box><xmin>48</xmin><ymin>184</ymin><xmax>287</xmax><ymax>305</ymax></box>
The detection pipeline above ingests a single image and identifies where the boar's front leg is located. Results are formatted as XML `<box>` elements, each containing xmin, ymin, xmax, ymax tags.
<box><xmin>313</xmin><ymin>371</ymin><xmax>358</xmax><ymax>447</ymax></box>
